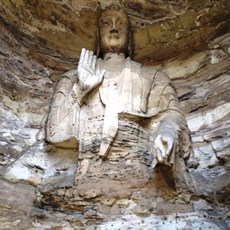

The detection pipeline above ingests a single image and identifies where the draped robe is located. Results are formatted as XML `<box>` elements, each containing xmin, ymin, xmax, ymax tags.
<box><xmin>46</xmin><ymin>57</ymin><xmax>190</xmax><ymax>186</ymax></box>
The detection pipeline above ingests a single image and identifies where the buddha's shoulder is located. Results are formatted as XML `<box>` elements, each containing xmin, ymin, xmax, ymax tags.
<box><xmin>129</xmin><ymin>59</ymin><xmax>170</xmax><ymax>83</ymax></box>
<box><xmin>55</xmin><ymin>69</ymin><xmax>78</xmax><ymax>85</ymax></box>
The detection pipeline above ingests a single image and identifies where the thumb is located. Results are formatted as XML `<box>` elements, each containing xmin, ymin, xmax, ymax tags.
<box><xmin>100</xmin><ymin>69</ymin><xmax>106</xmax><ymax>79</ymax></box>
<box><xmin>162</xmin><ymin>135</ymin><xmax>174</xmax><ymax>158</ymax></box>
<box><xmin>151</xmin><ymin>157</ymin><xmax>158</xmax><ymax>168</ymax></box>
<box><xmin>97</xmin><ymin>69</ymin><xmax>105</xmax><ymax>83</ymax></box>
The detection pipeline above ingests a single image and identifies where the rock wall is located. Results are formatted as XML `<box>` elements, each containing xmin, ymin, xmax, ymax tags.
<box><xmin>0</xmin><ymin>1</ymin><xmax>229</xmax><ymax>229</ymax></box>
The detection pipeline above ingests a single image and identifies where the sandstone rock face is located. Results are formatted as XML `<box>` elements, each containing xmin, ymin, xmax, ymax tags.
<box><xmin>0</xmin><ymin>1</ymin><xmax>229</xmax><ymax>229</ymax></box>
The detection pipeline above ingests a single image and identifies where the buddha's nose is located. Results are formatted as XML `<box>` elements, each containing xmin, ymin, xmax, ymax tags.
<box><xmin>110</xmin><ymin>18</ymin><xmax>118</xmax><ymax>33</ymax></box>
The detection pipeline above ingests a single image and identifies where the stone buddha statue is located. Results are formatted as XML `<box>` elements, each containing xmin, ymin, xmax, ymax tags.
<box><xmin>45</xmin><ymin>4</ymin><xmax>190</xmax><ymax>199</ymax></box>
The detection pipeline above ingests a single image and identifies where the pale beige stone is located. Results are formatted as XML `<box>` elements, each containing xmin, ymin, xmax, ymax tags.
<box><xmin>0</xmin><ymin>1</ymin><xmax>229</xmax><ymax>229</ymax></box>
<box><xmin>46</xmin><ymin>4</ymin><xmax>190</xmax><ymax>171</ymax></box>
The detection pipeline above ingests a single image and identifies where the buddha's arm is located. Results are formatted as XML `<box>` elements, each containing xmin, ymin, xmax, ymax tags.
<box><xmin>46</xmin><ymin>71</ymin><xmax>80</xmax><ymax>148</ymax></box>
<box><xmin>147</xmin><ymin>71</ymin><xmax>190</xmax><ymax>167</ymax></box>
<box><xmin>46</xmin><ymin>49</ymin><xmax>105</xmax><ymax>148</ymax></box>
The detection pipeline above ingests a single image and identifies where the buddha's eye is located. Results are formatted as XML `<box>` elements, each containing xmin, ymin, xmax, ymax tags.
<box><xmin>117</xmin><ymin>20</ymin><xmax>127</xmax><ymax>27</ymax></box>
<box><xmin>101</xmin><ymin>20</ymin><xmax>109</xmax><ymax>27</ymax></box>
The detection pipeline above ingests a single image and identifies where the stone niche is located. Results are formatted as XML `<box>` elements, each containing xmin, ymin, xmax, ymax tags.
<box><xmin>0</xmin><ymin>1</ymin><xmax>230</xmax><ymax>229</ymax></box>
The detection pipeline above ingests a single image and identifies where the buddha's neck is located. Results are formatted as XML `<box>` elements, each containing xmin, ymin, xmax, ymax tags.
<box><xmin>102</xmin><ymin>53</ymin><xmax>126</xmax><ymax>76</ymax></box>
<box><xmin>103</xmin><ymin>52</ymin><xmax>125</xmax><ymax>61</ymax></box>
<box><xmin>103</xmin><ymin>53</ymin><xmax>125</xmax><ymax>73</ymax></box>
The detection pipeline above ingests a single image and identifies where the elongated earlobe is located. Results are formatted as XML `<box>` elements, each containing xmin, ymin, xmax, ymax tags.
<box><xmin>127</xmin><ymin>30</ymin><xmax>132</xmax><ymax>58</ymax></box>
<box><xmin>96</xmin><ymin>30</ymin><xmax>101</xmax><ymax>58</ymax></box>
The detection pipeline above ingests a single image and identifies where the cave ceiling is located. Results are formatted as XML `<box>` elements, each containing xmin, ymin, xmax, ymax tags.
<box><xmin>0</xmin><ymin>0</ymin><xmax>229</xmax><ymax>75</ymax></box>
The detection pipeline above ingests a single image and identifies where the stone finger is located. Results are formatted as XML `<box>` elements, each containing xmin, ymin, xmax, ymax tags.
<box><xmin>88</xmin><ymin>51</ymin><xmax>94</xmax><ymax>65</ymax></box>
<box><xmin>158</xmin><ymin>136</ymin><xmax>166</xmax><ymax>158</ymax></box>
<box><xmin>151</xmin><ymin>147</ymin><xmax>157</xmax><ymax>168</ymax></box>
<box><xmin>79</xmin><ymin>48</ymin><xmax>85</xmax><ymax>67</ymax></box>
<box><xmin>151</xmin><ymin>156</ymin><xmax>158</xmax><ymax>168</ymax></box>
<box><xmin>164</xmin><ymin>138</ymin><xmax>173</xmax><ymax>158</ymax></box>
<box><xmin>92</xmin><ymin>55</ymin><xmax>97</xmax><ymax>70</ymax></box>
<box><xmin>156</xmin><ymin>148</ymin><xmax>163</xmax><ymax>162</ymax></box>
<box><xmin>84</xmin><ymin>49</ymin><xmax>89</xmax><ymax>65</ymax></box>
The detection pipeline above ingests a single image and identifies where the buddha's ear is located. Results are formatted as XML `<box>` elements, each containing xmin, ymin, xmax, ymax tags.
<box><xmin>127</xmin><ymin>29</ymin><xmax>133</xmax><ymax>58</ymax></box>
<box><xmin>96</xmin><ymin>30</ymin><xmax>101</xmax><ymax>58</ymax></box>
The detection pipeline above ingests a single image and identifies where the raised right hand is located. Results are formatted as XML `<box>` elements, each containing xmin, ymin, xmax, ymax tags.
<box><xmin>77</xmin><ymin>48</ymin><xmax>105</xmax><ymax>94</ymax></box>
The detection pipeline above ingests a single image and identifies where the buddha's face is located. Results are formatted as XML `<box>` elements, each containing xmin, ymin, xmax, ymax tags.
<box><xmin>99</xmin><ymin>10</ymin><xmax>129</xmax><ymax>55</ymax></box>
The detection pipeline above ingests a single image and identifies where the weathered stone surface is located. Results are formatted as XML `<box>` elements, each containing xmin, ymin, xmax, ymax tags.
<box><xmin>27</xmin><ymin>211</ymin><xmax>230</xmax><ymax>230</ymax></box>
<box><xmin>40</xmin><ymin>8</ymin><xmax>192</xmax><ymax>224</ymax></box>
<box><xmin>0</xmin><ymin>0</ymin><xmax>229</xmax><ymax>78</ymax></box>
<box><xmin>0</xmin><ymin>179</ymin><xmax>36</xmax><ymax>229</ymax></box>
<box><xmin>0</xmin><ymin>1</ymin><xmax>229</xmax><ymax>229</ymax></box>
<box><xmin>3</xmin><ymin>142</ymin><xmax>77</xmax><ymax>186</ymax></box>
<box><xmin>0</xmin><ymin>22</ymin><xmax>53</xmax><ymax>174</ymax></box>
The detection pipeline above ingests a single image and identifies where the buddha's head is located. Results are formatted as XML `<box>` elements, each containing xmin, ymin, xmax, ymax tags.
<box><xmin>98</xmin><ymin>4</ymin><xmax>131</xmax><ymax>57</ymax></box>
